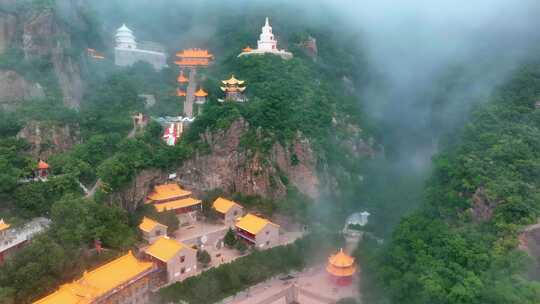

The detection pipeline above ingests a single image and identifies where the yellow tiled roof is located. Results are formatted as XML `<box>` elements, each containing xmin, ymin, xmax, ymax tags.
<box><xmin>212</xmin><ymin>197</ymin><xmax>242</xmax><ymax>214</ymax></box>
<box><xmin>222</xmin><ymin>75</ymin><xmax>245</xmax><ymax>85</ymax></box>
<box><xmin>235</xmin><ymin>213</ymin><xmax>279</xmax><ymax>235</ymax></box>
<box><xmin>145</xmin><ymin>236</ymin><xmax>192</xmax><ymax>262</ymax></box>
<box><xmin>328</xmin><ymin>249</ymin><xmax>355</xmax><ymax>268</ymax></box>
<box><xmin>147</xmin><ymin>184</ymin><xmax>191</xmax><ymax>202</ymax></box>
<box><xmin>139</xmin><ymin>217</ymin><xmax>167</xmax><ymax>233</ymax></box>
<box><xmin>33</xmin><ymin>252</ymin><xmax>154</xmax><ymax>304</ymax></box>
<box><xmin>154</xmin><ymin>198</ymin><xmax>201</xmax><ymax>212</ymax></box>
<box><xmin>0</xmin><ymin>219</ymin><xmax>10</xmax><ymax>232</ymax></box>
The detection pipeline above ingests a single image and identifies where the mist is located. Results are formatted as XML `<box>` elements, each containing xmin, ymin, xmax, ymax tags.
<box><xmin>342</xmin><ymin>0</ymin><xmax>540</xmax><ymax>166</ymax></box>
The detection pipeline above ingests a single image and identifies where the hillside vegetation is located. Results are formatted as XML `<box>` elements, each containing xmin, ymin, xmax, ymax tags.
<box><xmin>374</xmin><ymin>60</ymin><xmax>540</xmax><ymax>304</ymax></box>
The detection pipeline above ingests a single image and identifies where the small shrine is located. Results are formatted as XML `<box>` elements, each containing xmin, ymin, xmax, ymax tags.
<box><xmin>194</xmin><ymin>88</ymin><xmax>208</xmax><ymax>104</ymax></box>
<box><xmin>326</xmin><ymin>248</ymin><xmax>357</xmax><ymax>286</ymax></box>
<box><xmin>177</xmin><ymin>70</ymin><xmax>189</xmax><ymax>84</ymax></box>
<box><xmin>238</xmin><ymin>17</ymin><xmax>293</xmax><ymax>60</ymax></box>
<box><xmin>176</xmin><ymin>88</ymin><xmax>187</xmax><ymax>97</ymax></box>
<box><xmin>219</xmin><ymin>75</ymin><xmax>247</xmax><ymax>102</ymax></box>
<box><xmin>36</xmin><ymin>160</ymin><xmax>50</xmax><ymax>179</ymax></box>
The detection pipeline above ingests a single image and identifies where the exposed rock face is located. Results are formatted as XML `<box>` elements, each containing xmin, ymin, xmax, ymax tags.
<box><xmin>299</xmin><ymin>35</ymin><xmax>318</xmax><ymax>58</ymax></box>
<box><xmin>0</xmin><ymin>12</ymin><xmax>16</xmax><ymax>54</ymax></box>
<box><xmin>177</xmin><ymin>119</ymin><xmax>323</xmax><ymax>200</ymax></box>
<box><xmin>470</xmin><ymin>187</ymin><xmax>498</xmax><ymax>222</ymax></box>
<box><xmin>16</xmin><ymin>120</ymin><xmax>81</xmax><ymax>159</ymax></box>
<box><xmin>0</xmin><ymin>70</ymin><xmax>45</xmax><ymax>108</ymax></box>
<box><xmin>23</xmin><ymin>10</ymin><xmax>83</xmax><ymax>108</ymax></box>
<box><xmin>106</xmin><ymin>169</ymin><xmax>168</xmax><ymax>212</ymax></box>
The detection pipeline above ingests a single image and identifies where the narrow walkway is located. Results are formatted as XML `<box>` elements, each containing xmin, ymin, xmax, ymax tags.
<box><xmin>184</xmin><ymin>68</ymin><xmax>197</xmax><ymax>118</ymax></box>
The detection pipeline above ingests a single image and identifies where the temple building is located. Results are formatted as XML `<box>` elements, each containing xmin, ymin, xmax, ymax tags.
<box><xmin>144</xmin><ymin>236</ymin><xmax>197</xmax><ymax>284</ymax></box>
<box><xmin>220</xmin><ymin>75</ymin><xmax>248</xmax><ymax>102</ymax></box>
<box><xmin>326</xmin><ymin>249</ymin><xmax>357</xmax><ymax>286</ymax></box>
<box><xmin>146</xmin><ymin>183</ymin><xmax>202</xmax><ymax>224</ymax></box>
<box><xmin>235</xmin><ymin>213</ymin><xmax>280</xmax><ymax>248</ymax></box>
<box><xmin>174</xmin><ymin>49</ymin><xmax>214</xmax><ymax>68</ymax></box>
<box><xmin>238</xmin><ymin>17</ymin><xmax>293</xmax><ymax>60</ymax></box>
<box><xmin>139</xmin><ymin>217</ymin><xmax>168</xmax><ymax>244</ymax></box>
<box><xmin>212</xmin><ymin>197</ymin><xmax>244</xmax><ymax>226</ymax></box>
<box><xmin>1</xmin><ymin>217</ymin><xmax>50</xmax><ymax>265</ymax></box>
<box><xmin>34</xmin><ymin>251</ymin><xmax>158</xmax><ymax>304</ymax></box>
<box><xmin>147</xmin><ymin>183</ymin><xmax>192</xmax><ymax>204</ymax></box>
<box><xmin>114</xmin><ymin>24</ymin><xmax>167</xmax><ymax>70</ymax></box>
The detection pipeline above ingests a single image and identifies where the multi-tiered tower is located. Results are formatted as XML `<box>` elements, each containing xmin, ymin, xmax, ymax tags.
<box><xmin>114</xmin><ymin>24</ymin><xmax>167</xmax><ymax>70</ymax></box>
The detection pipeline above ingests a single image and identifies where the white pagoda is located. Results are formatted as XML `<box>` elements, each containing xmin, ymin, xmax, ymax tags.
<box><xmin>114</xmin><ymin>24</ymin><xmax>167</xmax><ymax>70</ymax></box>
<box><xmin>238</xmin><ymin>17</ymin><xmax>293</xmax><ymax>60</ymax></box>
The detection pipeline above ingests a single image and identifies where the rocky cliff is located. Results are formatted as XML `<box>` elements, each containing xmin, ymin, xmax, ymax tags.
<box><xmin>0</xmin><ymin>2</ymin><xmax>87</xmax><ymax>109</ymax></box>
<box><xmin>176</xmin><ymin>118</ymin><xmax>373</xmax><ymax>201</ymax></box>
<box><xmin>16</xmin><ymin>120</ymin><xmax>81</xmax><ymax>159</ymax></box>
<box><xmin>0</xmin><ymin>70</ymin><xmax>44</xmax><ymax>109</ymax></box>
<box><xmin>106</xmin><ymin>168</ymin><xmax>168</xmax><ymax>212</ymax></box>
<box><xmin>22</xmin><ymin>8</ymin><xmax>84</xmax><ymax>108</ymax></box>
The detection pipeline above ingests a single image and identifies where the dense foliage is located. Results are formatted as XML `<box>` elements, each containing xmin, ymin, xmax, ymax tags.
<box><xmin>376</xmin><ymin>60</ymin><xmax>540</xmax><ymax>303</ymax></box>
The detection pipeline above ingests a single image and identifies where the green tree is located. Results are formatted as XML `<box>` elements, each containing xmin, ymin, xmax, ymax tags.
<box><xmin>197</xmin><ymin>250</ymin><xmax>211</xmax><ymax>268</ymax></box>
<box><xmin>224</xmin><ymin>228</ymin><xmax>237</xmax><ymax>248</ymax></box>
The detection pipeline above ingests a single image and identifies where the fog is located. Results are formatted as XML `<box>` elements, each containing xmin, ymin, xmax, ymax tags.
<box><xmin>341</xmin><ymin>0</ymin><xmax>540</xmax><ymax>166</ymax></box>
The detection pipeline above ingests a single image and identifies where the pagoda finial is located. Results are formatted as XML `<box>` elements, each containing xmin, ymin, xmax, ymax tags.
<box><xmin>265</xmin><ymin>17</ymin><xmax>270</xmax><ymax>27</ymax></box>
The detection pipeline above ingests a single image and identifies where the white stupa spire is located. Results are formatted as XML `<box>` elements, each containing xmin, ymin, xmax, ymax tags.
<box><xmin>115</xmin><ymin>23</ymin><xmax>137</xmax><ymax>49</ymax></box>
<box><xmin>257</xmin><ymin>17</ymin><xmax>277</xmax><ymax>51</ymax></box>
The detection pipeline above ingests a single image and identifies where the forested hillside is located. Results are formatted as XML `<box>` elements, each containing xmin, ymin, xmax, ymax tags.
<box><xmin>369</xmin><ymin>59</ymin><xmax>540</xmax><ymax>303</ymax></box>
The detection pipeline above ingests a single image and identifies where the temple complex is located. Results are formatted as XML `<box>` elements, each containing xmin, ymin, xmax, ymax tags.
<box><xmin>139</xmin><ymin>217</ymin><xmax>168</xmax><ymax>244</ymax></box>
<box><xmin>33</xmin><ymin>251</ymin><xmax>158</xmax><ymax>304</ymax></box>
<box><xmin>235</xmin><ymin>213</ymin><xmax>280</xmax><ymax>248</ymax></box>
<box><xmin>212</xmin><ymin>197</ymin><xmax>244</xmax><ymax>226</ymax></box>
<box><xmin>144</xmin><ymin>236</ymin><xmax>197</xmax><ymax>284</ymax></box>
<box><xmin>220</xmin><ymin>75</ymin><xmax>248</xmax><ymax>102</ymax></box>
<box><xmin>326</xmin><ymin>249</ymin><xmax>357</xmax><ymax>286</ymax></box>
<box><xmin>114</xmin><ymin>24</ymin><xmax>167</xmax><ymax>70</ymax></box>
<box><xmin>238</xmin><ymin>17</ymin><xmax>293</xmax><ymax>60</ymax></box>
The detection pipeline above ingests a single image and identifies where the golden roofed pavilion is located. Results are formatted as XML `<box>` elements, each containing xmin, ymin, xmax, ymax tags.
<box><xmin>174</xmin><ymin>48</ymin><xmax>214</xmax><ymax>68</ymax></box>
<box><xmin>33</xmin><ymin>251</ymin><xmax>155</xmax><ymax>304</ymax></box>
<box><xmin>220</xmin><ymin>75</ymin><xmax>247</xmax><ymax>102</ymax></box>
<box><xmin>326</xmin><ymin>248</ymin><xmax>357</xmax><ymax>286</ymax></box>
<box><xmin>194</xmin><ymin>88</ymin><xmax>208</xmax><ymax>97</ymax></box>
